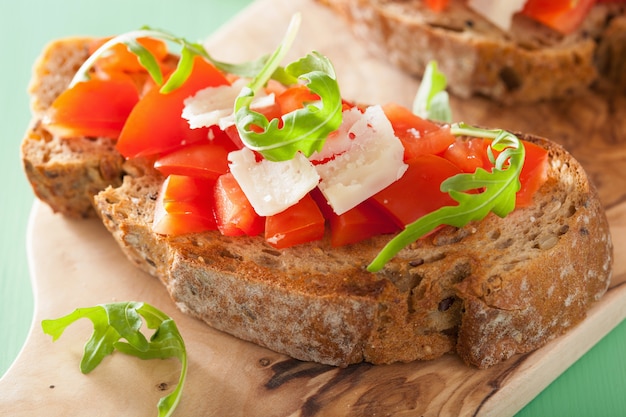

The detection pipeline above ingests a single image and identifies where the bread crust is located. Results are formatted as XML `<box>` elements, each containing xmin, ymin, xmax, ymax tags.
<box><xmin>318</xmin><ymin>0</ymin><xmax>625</xmax><ymax>103</ymax></box>
<box><xmin>23</xmin><ymin>37</ymin><xmax>613</xmax><ymax>368</ymax></box>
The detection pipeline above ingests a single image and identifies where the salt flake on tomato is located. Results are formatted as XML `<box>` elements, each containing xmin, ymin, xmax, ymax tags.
<box><xmin>228</xmin><ymin>147</ymin><xmax>320</xmax><ymax>216</ymax></box>
<box><xmin>315</xmin><ymin>105</ymin><xmax>408</xmax><ymax>215</ymax></box>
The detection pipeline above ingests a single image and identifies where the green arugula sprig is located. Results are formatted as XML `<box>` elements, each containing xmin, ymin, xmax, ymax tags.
<box><xmin>69</xmin><ymin>26</ymin><xmax>272</xmax><ymax>94</ymax></box>
<box><xmin>233</xmin><ymin>13</ymin><xmax>343</xmax><ymax>161</ymax></box>
<box><xmin>412</xmin><ymin>60</ymin><xmax>452</xmax><ymax>123</ymax></box>
<box><xmin>42</xmin><ymin>302</ymin><xmax>187</xmax><ymax>417</ymax></box>
<box><xmin>367</xmin><ymin>123</ymin><xmax>525</xmax><ymax>272</ymax></box>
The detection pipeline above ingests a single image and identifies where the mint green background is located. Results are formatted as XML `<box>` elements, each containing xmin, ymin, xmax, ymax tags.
<box><xmin>1</xmin><ymin>1</ymin><xmax>624</xmax><ymax>416</ymax></box>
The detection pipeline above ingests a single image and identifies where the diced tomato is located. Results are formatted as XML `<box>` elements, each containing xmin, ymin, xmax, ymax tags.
<box><xmin>382</xmin><ymin>102</ymin><xmax>454</xmax><ymax>161</ymax></box>
<box><xmin>44</xmin><ymin>77</ymin><xmax>139</xmax><ymax>139</ymax></box>
<box><xmin>154</xmin><ymin>142</ymin><xmax>230</xmax><ymax>180</ymax></box>
<box><xmin>329</xmin><ymin>200</ymin><xmax>400</xmax><ymax>247</ymax></box>
<box><xmin>265</xmin><ymin>193</ymin><xmax>326</xmax><ymax>249</ymax></box>
<box><xmin>310</xmin><ymin>188</ymin><xmax>399</xmax><ymax>246</ymax></box>
<box><xmin>444</xmin><ymin>137</ymin><xmax>549</xmax><ymax>207</ymax></box>
<box><xmin>383</xmin><ymin>102</ymin><xmax>440</xmax><ymax>136</ymax></box>
<box><xmin>402</xmin><ymin>127</ymin><xmax>457</xmax><ymax>162</ymax></box>
<box><xmin>152</xmin><ymin>175</ymin><xmax>218</xmax><ymax>236</ymax></box>
<box><xmin>276</xmin><ymin>85</ymin><xmax>320</xmax><ymax>114</ymax></box>
<box><xmin>521</xmin><ymin>0</ymin><xmax>597</xmax><ymax>34</ymax></box>
<box><xmin>515</xmin><ymin>140</ymin><xmax>549</xmax><ymax>207</ymax></box>
<box><xmin>371</xmin><ymin>155</ymin><xmax>462</xmax><ymax>227</ymax></box>
<box><xmin>116</xmin><ymin>56</ymin><xmax>230</xmax><ymax>158</ymax></box>
<box><xmin>89</xmin><ymin>37</ymin><xmax>169</xmax><ymax>73</ymax></box>
<box><xmin>214</xmin><ymin>173</ymin><xmax>265</xmax><ymax>236</ymax></box>
<box><xmin>154</xmin><ymin>127</ymin><xmax>238</xmax><ymax>179</ymax></box>
<box><xmin>443</xmin><ymin>138</ymin><xmax>491</xmax><ymax>173</ymax></box>
<box><xmin>425</xmin><ymin>0</ymin><xmax>450</xmax><ymax>12</ymax></box>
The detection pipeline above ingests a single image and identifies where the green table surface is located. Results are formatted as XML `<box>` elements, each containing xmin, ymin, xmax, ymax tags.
<box><xmin>1</xmin><ymin>1</ymin><xmax>624</xmax><ymax>416</ymax></box>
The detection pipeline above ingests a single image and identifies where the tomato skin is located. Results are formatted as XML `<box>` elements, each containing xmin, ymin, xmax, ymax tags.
<box><xmin>265</xmin><ymin>193</ymin><xmax>326</xmax><ymax>249</ymax></box>
<box><xmin>154</xmin><ymin>127</ymin><xmax>238</xmax><ymax>179</ymax></box>
<box><xmin>214</xmin><ymin>173</ymin><xmax>264</xmax><ymax>236</ymax></box>
<box><xmin>515</xmin><ymin>140</ymin><xmax>549</xmax><ymax>207</ymax></box>
<box><xmin>152</xmin><ymin>175</ymin><xmax>218</xmax><ymax>236</ymax></box>
<box><xmin>383</xmin><ymin>102</ymin><xmax>440</xmax><ymax>136</ymax></box>
<box><xmin>444</xmin><ymin>137</ymin><xmax>549</xmax><ymax>207</ymax></box>
<box><xmin>443</xmin><ymin>138</ymin><xmax>491</xmax><ymax>173</ymax></box>
<box><xmin>276</xmin><ymin>85</ymin><xmax>320</xmax><ymax>114</ymax></box>
<box><xmin>44</xmin><ymin>77</ymin><xmax>139</xmax><ymax>139</ymax></box>
<box><xmin>425</xmin><ymin>0</ymin><xmax>450</xmax><ymax>12</ymax></box>
<box><xmin>382</xmin><ymin>102</ymin><xmax>454</xmax><ymax>161</ymax></box>
<box><xmin>89</xmin><ymin>37</ymin><xmax>169</xmax><ymax>73</ymax></box>
<box><xmin>329</xmin><ymin>200</ymin><xmax>400</xmax><ymax>247</ymax></box>
<box><xmin>522</xmin><ymin>0</ymin><xmax>597</xmax><ymax>34</ymax></box>
<box><xmin>116</xmin><ymin>56</ymin><xmax>230</xmax><ymax>159</ymax></box>
<box><xmin>371</xmin><ymin>155</ymin><xmax>462</xmax><ymax>227</ymax></box>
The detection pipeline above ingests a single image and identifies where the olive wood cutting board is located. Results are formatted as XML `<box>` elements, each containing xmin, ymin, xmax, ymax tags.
<box><xmin>1</xmin><ymin>0</ymin><xmax>625</xmax><ymax>416</ymax></box>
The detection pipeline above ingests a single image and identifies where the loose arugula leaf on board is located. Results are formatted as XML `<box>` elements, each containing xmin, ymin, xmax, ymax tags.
<box><xmin>233</xmin><ymin>14</ymin><xmax>343</xmax><ymax>161</ymax></box>
<box><xmin>367</xmin><ymin>124</ymin><xmax>525</xmax><ymax>272</ymax></box>
<box><xmin>412</xmin><ymin>60</ymin><xmax>452</xmax><ymax>123</ymax></box>
<box><xmin>42</xmin><ymin>301</ymin><xmax>187</xmax><ymax>417</ymax></box>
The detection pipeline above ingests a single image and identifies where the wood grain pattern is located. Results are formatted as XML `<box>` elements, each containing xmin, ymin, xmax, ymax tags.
<box><xmin>0</xmin><ymin>0</ymin><xmax>624</xmax><ymax>416</ymax></box>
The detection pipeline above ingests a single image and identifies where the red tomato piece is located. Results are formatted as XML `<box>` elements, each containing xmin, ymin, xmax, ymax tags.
<box><xmin>402</xmin><ymin>127</ymin><xmax>457</xmax><ymax>162</ymax></box>
<box><xmin>445</xmin><ymin>137</ymin><xmax>549</xmax><ymax>207</ymax></box>
<box><xmin>522</xmin><ymin>0</ymin><xmax>597</xmax><ymax>34</ymax></box>
<box><xmin>276</xmin><ymin>85</ymin><xmax>320</xmax><ymax>114</ymax></box>
<box><xmin>443</xmin><ymin>138</ymin><xmax>491</xmax><ymax>173</ymax></box>
<box><xmin>154</xmin><ymin>127</ymin><xmax>238</xmax><ymax>179</ymax></box>
<box><xmin>310</xmin><ymin>188</ymin><xmax>399</xmax><ymax>247</ymax></box>
<box><xmin>44</xmin><ymin>77</ymin><xmax>140</xmax><ymax>139</ymax></box>
<box><xmin>425</xmin><ymin>0</ymin><xmax>450</xmax><ymax>12</ymax></box>
<box><xmin>371</xmin><ymin>155</ymin><xmax>462</xmax><ymax>227</ymax></box>
<box><xmin>515</xmin><ymin>140</ymin><xmax>549</xmax><ymax>207</ymax></box>
<box><xmin>116</xmin><ymin>56</ymin><xmax>230</xmax><ymax>158</ymax></box>
<box><xmin>214</xmin><ymin>173</ymin><xmax>264</xmax><ymax>236</ymax></box>
<box><xmin>265</xmin><ymin>193</ymin><xmax>326</xmax><ymax>249</ymax></box>
<box><xmin>383</xmin><ymin>102</ymin><xmax>440</xmax><ymax>135</ymax></box>
<box><xmin>382</xmin><ymin>102</ymin><xmax>454</xmax><ymax>161</ymax></box>
<box><xmin>329</xmin><ymin>199</ymin><xmax>400</xmax><ymax>247</ymax></box>
<box><xmin>152</xmin><ymin>175</ymin><xmax>218</xmax><ymax>236</ymax></box>
<box><xmin>89</xmin><ymin>37</ymin><xmax>169</xmax><ymax>73</ymax></box>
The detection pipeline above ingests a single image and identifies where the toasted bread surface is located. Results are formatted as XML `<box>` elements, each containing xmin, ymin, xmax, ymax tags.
<box><xmin>22</xmin><ymin>36</ymin><xmax>613</xmax><ymax>368</ymax></box>
<box><xmin>94</xmin><ymin>134</ymin><xmax>612</xmax><ymax>367</ymax></box>
<box><xmin>318</xmin><ymin>0</ymin><xmax>625</xmax><ymax>103</ymax></box>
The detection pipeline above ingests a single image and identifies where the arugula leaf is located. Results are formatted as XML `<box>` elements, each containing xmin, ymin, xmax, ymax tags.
<box><xmin>69</xmin><ymin>26</ymin><xmax>271</xmax><ymax>93</ymax></box>
<box><xmin>367</xmin><ymin>123</ymin><xmax>525</xmax><ymax>272</ymax></box>
<box><xmin>42</xmin><ymin>301</ymin><xmax>187</xmax><ymax>417</ymax></box>
<box><xmin>412</xmin><ymin>61</ymin><xmax>452</xmax><ymax>123</ymax></box>
<box><xmin>233</xmin><ymin>15</ymin><xmax>343</xmax><ymax>161</ymax></box>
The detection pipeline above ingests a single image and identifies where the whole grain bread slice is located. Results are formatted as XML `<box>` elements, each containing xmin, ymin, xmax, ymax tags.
<box><xmin>22</xmin><ymin>36</ymin><xmax>613</xmax><ymax>368</ymax></box>
<box><xmin>93</xmin><ymin>133</ymin><xmax>613</xmax><ymax>368</ymax></box>
<box><xmin>318</xmin><ymin>0</ymin><xmax>626</xmax><ymax>103</ymax></box>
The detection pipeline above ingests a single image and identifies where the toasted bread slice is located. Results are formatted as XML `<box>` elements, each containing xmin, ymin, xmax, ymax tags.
<box><xmin>92</xmin><ymin>133</ymin><xmax>612</xmax><ymax>368</ymax></box>
<box><xmin>22</xmin><ymin>36</ymin><xmax>613</xmax><ymax>368</ymax></box>
<box><xmin>317</xmin><ymin>0</ymin><xmax>626</xmax><ymax>103</ymax></box>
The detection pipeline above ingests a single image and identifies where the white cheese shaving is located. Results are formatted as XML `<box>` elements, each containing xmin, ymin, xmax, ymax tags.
<box><xmin>467</xmin><ymin>0</ymin><xmax>526</xmax><ymax>32</ymax></box>
<box><xmin>228</xmin><ymin>147</ymin><xmax>320</xmax><ymax>216</ymax></box>
<box><xmin>315</xmin><ymin>105</ymin><xmax>408</xmax><ymax>215</ymax></box>
<box><xmin>182</xmin><ymin>79</ymin><xmax>275</xmax><ymax>130</ymax></box>
<box><xmin>309</xmin><ymin>107</ymin><xmax>363</xmax><ymax>162</ymax></box>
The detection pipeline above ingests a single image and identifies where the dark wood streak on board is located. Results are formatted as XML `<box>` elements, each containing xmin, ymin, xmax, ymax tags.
<box><xmin>472</xmin><ymin>353</ymin><xmax>531</xmax><ymax>417</ymax></box>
